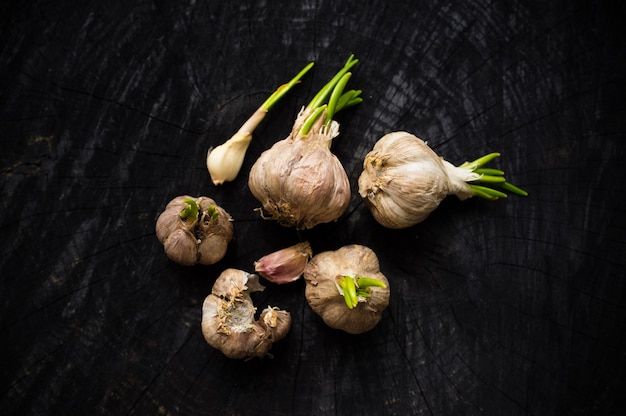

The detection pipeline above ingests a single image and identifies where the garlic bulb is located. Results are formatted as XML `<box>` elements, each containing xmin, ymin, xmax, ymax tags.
<box><xmin>248</xmin><ymin>116</ymin><xmax>351</xmax><ymax>229</ymax></box>
<box><xmin>201</xmin><ymin>269</ymin><xmax>291</xmax><ymax>359</ymax></box>
<box><xmin>303</xmin><ymin>244</ymin><xmax>389</xmax><ymax>334</ymax></box>
<box><xmin>358</xmin><ymin>131</ymin><xmax>527</xmax><ymax>229</ymax></box>
<box><xmin>248</xmin><ymin>55</ymin><xmax>362</xmax><ymax>230</ymax></box>
<box><xmin>155</xmin><ymin>195</ymin><xmax>233</xmax><ymax>265</ymax></box>
<box><xmin>254</xmin><ymin>241</ymin><xmax>313</xmax><ymax>284</ymax></box>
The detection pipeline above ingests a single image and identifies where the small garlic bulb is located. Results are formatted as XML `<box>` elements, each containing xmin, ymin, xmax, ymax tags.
<box><xmin>358</xmin><ymin>131</ymin><xmax>478</xmax><ymax>229</ymax></box>
<box><xmin>155</xmin><ymin>195</ymin><xmax>234</xmax><ymax>265</ymax></box>
<box><xmin>248</xmin><ymin>117</ymin><xmax>350</xmax><ymax>230</ymax></box>
<box><xmin>303</xmin><ymin>244</ymin><xmax>390</xmax><ymax>334</ymax></box>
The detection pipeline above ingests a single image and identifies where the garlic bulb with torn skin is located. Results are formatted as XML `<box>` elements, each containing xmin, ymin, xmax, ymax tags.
<box><xmin>358</xmin><ymin>131</ymin><xmax>528</xmax><ymax>229</ymax></box>
<box><xmin>201</xmin><ymin>269</ymin><xmax>291</xmax><ymax>359</ymax></box>
<box><xmin>155</xmin><ymin>195</ymin><xmax>233</xmax><ymax>266</ymax></box>
<box><xmin>248</xmin><ymin>55</ymin><xmax>362</xmax><ymax>230</ymax></box>
<box><xmin>303</xmin><ymin>244</ymin><xmax>389</xmax><ymax>334</ymax></box>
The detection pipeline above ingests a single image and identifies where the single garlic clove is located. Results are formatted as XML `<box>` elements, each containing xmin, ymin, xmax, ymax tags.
<box><xmin>163</xmin><ymin>228</ymin><xmax>198</xmax><ymax>266</ymax></box>
<box><xmin>254</xmin><ymin>241</ymin><xmax>313</xmax><ymax>284</ymax></box>
<box><xmin>206</xmin><ymin>131</ymin><xmax>252</xmax><ymax>185</ymax></box>
<box><xmin>260</xmin><ymin>306</ymin><xmax>292</xmax><ymax>341</ymax></box>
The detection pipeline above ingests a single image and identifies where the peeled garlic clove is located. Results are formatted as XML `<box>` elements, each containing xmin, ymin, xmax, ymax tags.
<box><xmin>206</xmin><ymin>131</ymin><xmax>252</xmax><ymax>185</ymax></box>
<box><xmin>254</xmin><ymin>241</ymin><xmax>313</xmax><ymax>284</ymax></box>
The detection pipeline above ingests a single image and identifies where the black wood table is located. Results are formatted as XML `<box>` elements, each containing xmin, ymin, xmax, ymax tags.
<box><xmin>2</xmin><ymin>1</ymin><xmax>625</xmax><ymax>415</ymax></box>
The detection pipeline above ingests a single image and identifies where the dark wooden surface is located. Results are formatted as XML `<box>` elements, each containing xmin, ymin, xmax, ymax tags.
<box><xmin>2</xmin><ymin>1</ymin><xmax>625</xmax><ymax>415</ymax></box>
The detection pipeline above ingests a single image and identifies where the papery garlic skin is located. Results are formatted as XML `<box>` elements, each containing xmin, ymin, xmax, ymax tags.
<box><xmin>155</xmin><ymin>195</ymin><xmax>233</xmax><ymax>266</ymax></box>
<box><xmin>358</xmin><ymin>131</ymin><xmax>477</xmax><ymax>229</ymax></box>
<box><xmin>201</xmin><ymin>269</ymin><xmax>292</xmax><ymax>359</ymax></box>
<box><xmin>248</xmin><ymin>119</ymin><xmax>350</xmax><ymax>230</ymax></box>
<box><xmin>254</xmin><ymin>241</ymin><xmax>313</xmax><ymax>284</ymax></box>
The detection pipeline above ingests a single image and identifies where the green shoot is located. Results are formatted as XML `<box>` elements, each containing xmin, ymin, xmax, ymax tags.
<box><xmin>459</xmin><ymin>153</ymin><xmax>528</xmax><ymax>200</ymax></box>
<box><xmin>180</xmin><ymin>198</ymin><xmax>199</xmax><ymax>226</ymax></box>
<box><xmin>299</xmin><ymin>55</ymin><xmax>362</xmax><ymax>137</ymax></box>
<box><xmin>337</xmin><ymin>275</ymin><xmax>386</xmax><ymax>309</ymax></box>
<box><xmin>260</xmin><ymin>62</ymin><xmax>315</xmax><ymax>111</ymax></box>
<box><xmin>206</xmin><ymin>205</ymin><xmax>219</xmax><ymax>222</ymax></box>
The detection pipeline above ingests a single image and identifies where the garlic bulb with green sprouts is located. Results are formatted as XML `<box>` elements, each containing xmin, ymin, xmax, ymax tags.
<box><xmin>248</xmin><ymin>55</ymin><xmax>362</xmax><ymax>230</ymax></box>
<box><xmin>155</xmin><ymin>195</ymin><xmax>233</xmax><ymax>265</ymax></box>
<box><xmin>358</xmin><ymin>131</ymin><xmax>528</xmax><ymax>229</ymax></box>
<box><xmin>206</xmin><ymin>62</ymin><xmax>314</xmax><ymax>185</ymax></box>
<box><xmin>303</xmin><ymin>244</ymin><xmax>389</xmax><ymax>334</ymax></box>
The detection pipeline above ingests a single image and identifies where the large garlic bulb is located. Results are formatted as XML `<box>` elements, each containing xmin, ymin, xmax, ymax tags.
<box><xmin>358</xmin><ymin>131</ymin><xmax>478</xmax><ymax>229</ymax></box>
<box><xmin>248</xmin><ymin>117</ymin><xmax>350</xmax><ymax>230</ymax></box>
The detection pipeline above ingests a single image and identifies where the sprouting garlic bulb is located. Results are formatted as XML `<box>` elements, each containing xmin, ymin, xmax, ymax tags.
<box><xmin>303</xmin><ymin>244</ymin><xmax>389</xmax><ymax>334</ymax></box>
<box><xmin>155</xmin><ymin>195</ymin><xmax>234</xmax><ymax>265</ymax></box>
<box><xmin>248</xmin><ymin>118</ymin><xmax>350</xmax><ymax>230</ymax></box>
<box><xmin>358</xmin><ymin>131</ymin><xmax>479</xmax><ymax>229</ymax></box>
<box><xmin>201</xmin><ymin>269</ymin><xmax>291</xmax><ymax>359</ymax></box>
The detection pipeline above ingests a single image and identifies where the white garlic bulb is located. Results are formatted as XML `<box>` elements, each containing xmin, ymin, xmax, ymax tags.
<box><xmin>358</xmin><ymin>132</ymin><xmax>478</xmax><ymax>229</ymax></box>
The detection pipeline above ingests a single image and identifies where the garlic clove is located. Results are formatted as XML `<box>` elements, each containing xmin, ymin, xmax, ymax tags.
<box><xmin>254</xmin><ymin>241</ymin><xmax>313</xmax><ymax>284</ymax></box>
<box><xmin>201</xmin><ymin>269</ymin><xmax>291</xmax><ymax>359</ymax></box>
<box><xmin>259</xmin><ymin>306</ymin><xmax>292</xmax><ymax>341</ymax></box>
<box><xmin>206</xmin><ymin>130</ymin><xmax>252</xmax><ymax>185</ymax></box>
<box><xmin>163</xmin><ymin>228</ymin><xmax>198</xmax><ymax>266</ymax></box>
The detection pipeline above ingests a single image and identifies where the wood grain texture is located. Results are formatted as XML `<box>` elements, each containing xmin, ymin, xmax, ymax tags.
<box><xmin>1</xmin><ymin>0</ymin><xmax>625</xmax><ymax>415</ymax></box>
